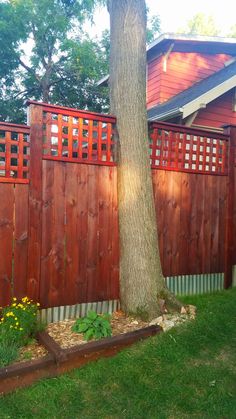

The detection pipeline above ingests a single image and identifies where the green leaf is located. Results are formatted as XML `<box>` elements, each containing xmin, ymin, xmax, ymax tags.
<box><xmin>87</xmin><ymin>311</ymin><xmax>97</xmax><ymax>320</ymax></box>
<box><xmin>78</xmin><ymin>323</ymin><xmax>89</xmax><ymax>333</ymax></box>
<box><xmin>84</xmin><ymin>328</ymin><xmax>94</xmax><ymax>341</ymax></box>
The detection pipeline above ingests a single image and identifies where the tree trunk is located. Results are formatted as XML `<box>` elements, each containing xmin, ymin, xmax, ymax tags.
<box><xmin>41</xmin><ymin>79</ymin><xmax>50</xmax><ymax>103</ymax></box>
<box><xmin>108</xmin><ymin>0</ymin><xmax>181</xmax><ymax>319</ymax></box>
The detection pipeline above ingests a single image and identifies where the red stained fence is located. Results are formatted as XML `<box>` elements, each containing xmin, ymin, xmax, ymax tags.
<box><xmin>0</xmin><ymin>102</ymin><xmax>235</xmax><ymax>308</ymax></box>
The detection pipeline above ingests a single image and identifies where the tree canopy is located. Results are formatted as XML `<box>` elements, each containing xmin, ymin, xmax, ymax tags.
<box><xmin>0</xmin><ymin>0</ymin><xmax>160</xmax><ymax>123</ymax></box>
<box><xmin>179</xmin><ymin>13</ymin><xmax>220</xmax><ymax>36</ymax></box>
<box><xmin>0</xmin><ymin>0</ymin><xmax>109</xmax><ymax>122</ymax></box>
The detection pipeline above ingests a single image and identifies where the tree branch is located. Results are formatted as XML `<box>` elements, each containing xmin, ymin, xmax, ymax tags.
<box><xmin>18</xmin><ymin>58</ymin><xmax>41</xmax><ymax>82</ymax></box>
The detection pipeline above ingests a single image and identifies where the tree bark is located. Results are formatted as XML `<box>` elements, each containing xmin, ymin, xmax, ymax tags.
<box><xmin>108</xmin><ymin>0</ymin><xmax>181</xmax><ymax>319</ymax></box>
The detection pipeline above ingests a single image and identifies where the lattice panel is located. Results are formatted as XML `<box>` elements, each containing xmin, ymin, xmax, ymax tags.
<box><xmin>149</xmin><ymin>126</ymin><xmax>229</xmax><ymax>175</ymax></box>
<box><xmin>42</xmin><ymin>111</ymin><xmax>116</xmax><ymax>165</ymax></box>
<box><xmin>0</xmin><ymin>125</ymin><xmax>30</xmax><ymax>183</ymax></box>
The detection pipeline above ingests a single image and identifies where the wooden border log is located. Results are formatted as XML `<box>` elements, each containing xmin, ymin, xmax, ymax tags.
<box><xmin>0</xmin><ymin>325</ymin><xmax>162</xmax><ymax>395</ymax></box>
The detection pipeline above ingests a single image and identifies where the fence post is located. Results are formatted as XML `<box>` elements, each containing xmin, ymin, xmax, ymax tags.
<box><xmin>27</xmin><ymin>103</ymin><xmax>43</xmax><ymax>302</ymax></box>
<box><xmin>223</xmin><ymin>124</ymin><xmax>236</xmax><ymax>289</ymax></box>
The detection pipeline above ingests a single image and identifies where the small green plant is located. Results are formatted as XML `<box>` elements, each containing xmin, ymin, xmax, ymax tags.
<box><xmin>72</xmin><ymin>311</ymin><xmax>112</xmax><ymax>341</ymax></box>
<box><xmin>0</xmin><ymin>296</ymin><xmax>41</xmax><ymax>367</ymax></box>
<box><xmin>0</xmin><ymin>339</ymin><xmax>19</xmax><ymax>368</ymax></box>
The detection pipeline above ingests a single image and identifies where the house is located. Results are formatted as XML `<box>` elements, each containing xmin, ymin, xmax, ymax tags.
<box><xmin>99</xmin><ymin>33</ymin><xmax>236</xmax><ymax>132</ymax></box>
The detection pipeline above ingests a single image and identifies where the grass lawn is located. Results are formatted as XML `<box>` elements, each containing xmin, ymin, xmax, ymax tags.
<box><xmin>0</xmin><ymin>288</ymin><xmax>235</xmax><ymax>419</ymax></box>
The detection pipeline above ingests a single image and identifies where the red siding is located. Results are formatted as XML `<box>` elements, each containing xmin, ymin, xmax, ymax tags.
<box><xmin>147</xmin><ymin>52</ymin><xmax>231</xmax><ymax>109</ymax></box>
<box><xmin>194</xmin><ymin>90</ymin><xmax>236</xmax><ymax>129</ymax></box>
<box><xmin>147</xmin><ymin>55</ymin><xmax>163</xmax><ymax>108</ymax></box>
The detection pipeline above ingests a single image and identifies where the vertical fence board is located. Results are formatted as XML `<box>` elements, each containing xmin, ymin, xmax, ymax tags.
<box><xmin>203</xmin><ymin>175</ymin><xmax>212</xmax><ymax>273</ymax></box>
<box><xmin>65</xmin><ymin>163</ymin><xmax>80</xmax><ymax>305</ymax></box>
<box><xmin>224</xmin><ymin>125</ymin><xmax>236</xmax><ymax>288</ymax></box>
<box><xmin>41</xmin><ymin>160</ymin><xmax>54</xmax><ymax>307</ymax></box>
<box><xmin>49</xmin><ymin>161</ymin><xmax>66</xmax><ymax>307</ymax></box>
<box><xmin>179</xmin><ymin>172</ymin><xmax>191</xmax><ymax>274</ymax></box>
<box><xmin>0</xmin><ymin>184</ymin><xmax>14</xmax><ymax>306</ymax></box>
<box><xmin>98</xmin><ymin>166</ymin><xmax>112</xmax><ymax>300</ymax></box>
<box><xmin>210</xmin><ymin>175</ymin><xmax>220</xmax><ymax>272</ymax></box>
<box><xmin>27</xmin><ymin>104</ymin><xmax>43</xmax><ymax>301</ymax></box>
<box><xmin>189</xmin><ymin>174</ymin><xmax>201</xmax><ymax>274</ymax></box>
<box><xmin>13</xmin><ymin>184</ymin><xmax>29</xmax><ymax>299</ymax></box>
<box><xmin>153</xmin><ymin>169</ymin><xmax>165</xmax><ymax>274</ymax></box>
<box><xmin>111</xmin><ymin>166</ymin><xmax>119</xmax><ymax>299</ymax></box>
<box><xmin>77</xmin><ymin>164</ymin><xmax>88</xmax><ymax>302</ymax></box>
<box><xmin>86</xmin><ymin>165</ymin><xmax>99</xmax><ymax>301</ymax></box>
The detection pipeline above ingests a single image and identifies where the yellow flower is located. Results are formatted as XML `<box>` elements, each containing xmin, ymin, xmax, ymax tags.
<box><xmin>14</xmin><ymin>317</ymin><xmax>18</xmax><ymax>321</ymax></box>
<box><xmin>19</xmin><ymin>327</ymin><xmax>23</xmax><ymax>331</ymax></box>
<box><xmin>13</xmin><ymin>297</ymin><xmax>17</xmax><ymax>302</ymax></box>
<box><xmin>22</xmin><ymin>297</ymin><xmax>29</xmax><ymax>303</ymax></box>
<box><xmin>16</xmin><ymin>322</ymin><xmax>19</xmax><ymax>326</ymax></box>
<box><xmin>37</xmin><ymin>303</ymin><xmax>40</xmax><ymax>307</ymax></box>
<box><xmin>12</xmin><ymin>303</ymin><xmax>16</xmax><ymax>307</ymax></box>
<box><xmin>6</xmin><ymin>312</ymin><xmax>14</xmax><ymax>317</ymax></box>
<box><xmin>17</xmin><ymin>303</ymin><xmax>23</xmax><ymax>309</ymax></box>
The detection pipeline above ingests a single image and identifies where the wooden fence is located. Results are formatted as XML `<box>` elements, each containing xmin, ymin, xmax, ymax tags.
<box><xmin>0</xmin><ymin>102</ymin><xmax>235</xmax><ymax>308</ymax></box>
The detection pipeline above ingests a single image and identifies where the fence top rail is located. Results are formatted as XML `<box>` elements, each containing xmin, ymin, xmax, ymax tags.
<box><xmin>0</xmin><ymin>122</ymin><xmax>30</xmax><ymax>134</ymax></box>
<box><xmin>26</xmin><ymin>100</ymin><xmax>116</xmax><ymax>124</ymax></box>
<box><xmin>150</xmin><ymin>121</ymin><xmax>230</xmax><ymax>141</ymax></box>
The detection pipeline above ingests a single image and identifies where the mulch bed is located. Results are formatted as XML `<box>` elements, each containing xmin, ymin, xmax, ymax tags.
<box><xmin>47</xmin><ymin>310</ymin><xmax>149</xmax><ymax>349</ymax></box>
<box><xmin>16</xmin><ymin>311</ymin><xmax>149</xmax><ymax>361</ymax></box>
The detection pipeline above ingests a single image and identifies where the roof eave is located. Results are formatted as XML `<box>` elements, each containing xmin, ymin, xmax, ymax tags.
<box><xmin>148</xmin><ymin>107</ymin><xmax>183</xmax><ymax>122</ymax></box>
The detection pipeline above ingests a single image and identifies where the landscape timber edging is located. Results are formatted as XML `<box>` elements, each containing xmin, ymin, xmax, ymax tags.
<box><xmin>0</xmin><ymin>325</ymin><xmax>162</xmax><ymax>395</ymax></box>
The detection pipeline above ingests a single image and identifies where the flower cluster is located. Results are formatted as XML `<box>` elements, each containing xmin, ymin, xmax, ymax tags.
<box><xmin>0</xmin><ymin>297</ymin><xmax>42</xmax><ymax>367</ymax></box>
<box><xmin>0</xmin><ymin>296</ymin><xmax>40</xmax><ymax>345</ymax></box>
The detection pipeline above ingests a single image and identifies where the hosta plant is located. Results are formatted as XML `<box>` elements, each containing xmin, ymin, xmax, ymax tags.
<box><xmin>72</xmin><ymin>311</ymin><xmax>112</xmax><ymax>341</ymax></box>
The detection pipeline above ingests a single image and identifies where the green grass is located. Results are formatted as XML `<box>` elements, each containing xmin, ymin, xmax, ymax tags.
<box><xmin>0</xmin><ymin>289</ymin><xmax>236</xmax><ymax>419</ymax></box>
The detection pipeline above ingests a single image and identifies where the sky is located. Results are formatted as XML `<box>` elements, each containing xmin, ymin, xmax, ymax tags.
<box><xmin>87</xmin><ymin>0</ymin><xmax>236</xmax><ymax>38</ymax></box>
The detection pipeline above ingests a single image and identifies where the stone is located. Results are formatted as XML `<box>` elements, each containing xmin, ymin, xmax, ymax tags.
<box><xmin>162</xmin><ymin>320</ymin><xmax>175</xmax><ymax>331</ymax></box>
<box><xmin>149</xmin><ymin>316</ymin><xmax>163</xmax><ymax>326</ymax></box>
<box><xmin>181</xmin><ymin>306</ymin><xmax>187</xmax><ymax>314</ymax></box>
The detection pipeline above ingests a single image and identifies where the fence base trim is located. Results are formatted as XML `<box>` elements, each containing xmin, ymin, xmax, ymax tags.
<box><xmin>38</xmin><ymin>299</ymin><xmax>120</xmax><ymax>324</ymax></box>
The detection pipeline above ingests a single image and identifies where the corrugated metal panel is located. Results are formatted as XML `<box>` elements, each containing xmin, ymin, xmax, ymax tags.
<box><xmin>38</xmin><ymin>299</ymin><xmax>120</xmax><ymax>325</ymax></box>
<box><xmin>165</xmin><ymin>273</ymin><xmax>224</xmax><ymax>295</ymax></box>
<box><xmin>38</xmin><ymin>274</ymin><xmax>225</xmax><ymax>324</ymax></box>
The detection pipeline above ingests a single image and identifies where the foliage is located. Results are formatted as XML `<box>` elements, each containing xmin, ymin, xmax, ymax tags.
<box><xmin>0</xmin><ymin>289</ymin><xmax>235</xmax><ymax>417</ymax></box>
<box><xmin>72</xmin><ymin>310</ymin><xmax>112</xmax><ymax>341</ymax></box>
<box><xmin>179</xmin><ymin>13</ymin><xmax>220</xmax><ymax>36</ymax></box>
<box><xmin>0</xmin><ymin>0</ymin><xmax>108</xmax><ymax>123</ymax></box>
<box><xmin>0</xmin><ymin>0</ymin><xmax>161</xmax><ymax>123</ymax></box>
<box><xmin>146</xmin><ymin>14</ymin><xmax>161</xmax><ymax>43</ymax></box>
<box><xmin>0</xmin><ymin>296</ymin><xmax>41</xmax><ymax>366</ymax></box>
<box><xmin>0</xmin><ymin>338</ymin><xmax>19</xmax><ymax>368</ymax></box>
